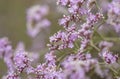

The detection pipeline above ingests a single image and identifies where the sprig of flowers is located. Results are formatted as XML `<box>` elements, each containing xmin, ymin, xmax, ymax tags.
<box><xmin>0</xmin><ymin>0</ymin><xmax>120</xmax><ymax>79</ymax></box>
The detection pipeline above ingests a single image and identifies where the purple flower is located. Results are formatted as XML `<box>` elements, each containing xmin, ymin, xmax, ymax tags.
<box><xmin>2</xmin><ymin>72</ymin><xmax>20</xmax><ymax>79</ymax></box>
<box><xmin>45</xmin><ymin>51</ymin><xmax>56</xmax><ymax>66</ymax></box>
<box><xmin>107</xmin><ymin>0</ymin><xmax>120</xmax><ymax>33</ymax></box>
<box><xmin>62</xmin><ymin>56</ymin><xmax>98</xmax><ymax>79</ymax></box>
<box><xmin>99</xmin><ymin>41</ymin><xmax>113</xmax><ymax>50</ymax></box>
<box><xmin>57</xmin><ymin>0</ymin><xmax>69</xmax><ymax>6</ymax></box>
<box><xmin>26</xmin><ymin>5</ymin><xmax>51</xmax><ymax>38</ymax></box>
<box><xmin>13</xmin><ymin>50</ymin><xmax>32</xmax><ymax>73</ymax></box>
<box><xmin>34</xmin><ymin>62</ymin><xmax>60</xmax><ymax>79</ymax></box>
<box><xmin>48</xmin><ymin>25</ymin><xmax>78</xmax><ymax>50</ymax></box>
<box><xmin>108</xmin><ymin>1</ymin><xmax>120</xmax><ymax>15</ymax></box>
<box><xmin>87</xmin><ymin>13</ymin><xmax>103</xmax><ymax>25</ymax></box>
<box><xmin>0</xmin><ymin>37</ymin><xmax>12</xmax><ymax>58</ymax></box>
<box><xmin>27</xmin><ymin>5</ymin><xmax>49</xmax><ymax>21</ymax></box>
<box><xmin>0</xmin><ymin>37</ymin><xmax>14</xmax><ymax>72</ymax></box>
<box><xmin>101</xmin><ymin>50</ymin><xmax>118</xmax><ymax>64</ymax></box>
<box><xmin>0</xmin><ymin>0</ymin><xmax>120</xmax><ymax>78</ymax></box>
<box><xmin>70</xmin><ymin>0</ymin><xmax>84</xmax><ymax>5</ymax></box>
<box><xmin>59</xmin><ymin>15</ymin><xmax>71</xmax><ymax>28</ymax></box>
<box><xmin>68</xmin><ymin>4</ymin><xmax>79</xmax><ymax>14</ymax></box>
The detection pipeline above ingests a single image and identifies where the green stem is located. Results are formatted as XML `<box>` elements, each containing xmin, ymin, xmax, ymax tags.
<box><xmin>95</xmin><ymin>1</ymin><xmax>101</xmax><ymax>11</ymax></box>
<box><xmin>109</xmin><ymin>66</ymin><xmax>118</xmax><ymax>77</ymax></box>
<box><xmin>104</xmin><ymin>37</ymin><xmax>120</xmax><ymax>42</ymax></box>
<box><xmin>94</xmin><ymin>29</ymin><xmax>120</xmax><ymax>42</ymax></box>
<box><xmin>74</xmin><ymin>42</ymin><xmax>80</xmax><ymax>49</ymax></box>
<box><xmin>57</xmin><ymin>53</ymin><xmax>66</xmax><ymax>62</ymax></box>
<box><xmin>99</xmin><ymin>62</ymin><xmax>105</xmax><ymax>65</ymax></box>
<box><xmin>94</xmin><ymin>30</ymin><xmax>105</xmax><ymax>40</ymax></box>
<box><xmin>90</xmin><ymin>41</ymin><xmax>100</xmax><ymax>52</ymax></box>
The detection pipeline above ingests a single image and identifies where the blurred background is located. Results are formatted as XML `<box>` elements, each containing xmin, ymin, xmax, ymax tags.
<box><xmin>0</xmin><ymin>0</ymin><xmax>62</xmax><ymax>48</ymax></box>
<box><xmin>0</xmin><ymin>0</ymin><xmax>62</xmax><ymax>78</ymax></box>
<box><xmin>0</xmin><ymin>0</ymin><xmax>35</xmax><ymax>47</ymax></box>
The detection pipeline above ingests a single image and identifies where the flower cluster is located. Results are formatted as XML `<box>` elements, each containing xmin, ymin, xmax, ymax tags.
<box><xmin>2</xmin><ymin>72</ymin><xmax>20</xmax><ymax>79</ymax></box>
<box><xmin>107</xmin><ymin>0</ymin><xmax>120</xmax><ymax>33</ymax></box>
<box><xmin>101</xmin><ymin>50</ymin><xmax>118</xmax><ymax>64</ymax></box>
<box><xmin>31</xmin><ymin>50</ymin><xmax>62</xmax><ymax>79</ymax></box>
<box><xmin>27</xmin><ymin>5</ymin><xmax>51</xmax><ymax>38</ymax></box>
<box><xmin>0</xmin><ymin>37</ymin><xmax>14</xmax><ymax>72</ymax></box>
<box><xmin>48</xmin><ymin>25</ymin><xmax>78</xmax><ymax>50</ymax></box>
<box><xmin>0</xmin><ymin>37</ymin><xmax>12</xmax><ymax>59</ymax></box>
<box><xmin>13</xmin><ymin>51</ymin><xmax>32</xmax><ymax>73</ymax></box>
<box><xmin>99</xmin><ymin>41</ymin><xmax>118</xmax><ymax>64</ymax></box>
<box><xmin>0</xmin><ymin>0</ymin><xmax>120</xmax><ymax>79</ymax></box>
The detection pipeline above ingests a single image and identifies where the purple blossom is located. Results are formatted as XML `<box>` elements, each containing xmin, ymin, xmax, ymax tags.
<box><xmin>68</xmin><ymin>4</ymin><xmax>79</xmax><ymax>14</ymax></box>
<box><xmin>69</xmin><ymin>0</ymin><xmax>84</xmax><ymax>4</ymax></box>
<box><xmin>45</xmin><ymin>51</ymin><xmax>56</xmax><ymax>66</ymax></box>
<box><xmin>108</xmin><ymin>0</ymin><xmax>120</xmax><ymax>15</ymax></box>
<box><xmin>87</xmin><ymin>13</ymin><xmax>103</xmax><ymax>25</ymax></box>
<box><xmin>48</xmin><ymin>25</ymin><xmax>78</xmax><ymax>50</ymax></box>
<box><xmin>57</xmin><ymin>0</ymin><xmax>69</xmax><ymax>6</ymax></box>
<box><xmin>26</xmin><ymin>5</ymin><xmax>51</xmax><ymax>38</ymax></box>
<box><xmin>27</xmin><ymin>5</ymin><xmax>49</xmax><ymax>21</ymax></box>
<box><xmin>62</xmin><ymin>56</ymin><xmax>98</xmax><ymax>79</ymax></box>
<box><xmin>34</xmin><ymin>62</ymin><xmax>60</xmax><ymax>79</ymax></box>
<box><xmin>99</xmin><ymin>41</ymin><xmax>113</xmax><ymax>50</ymax></box>
<box><xmin>107</xmin><ymin>0</ymin><xmax>120</xmax><ymax>33</ymax></box>
<box><xmin>2</xmin><ymin>72</ymin><xmax>20</xmax><ymax>79</ymax></box>
<box><xmin>0</xmin><ymin>0</ymin><xmax>120</xmax><ymax>78</ymax></box>
<box><xmin>59</xmin><ymin>15</ymin><xmax>71</xmax><ymax>28</ymax></box>
<box><xmin>13</xmin><ymin>50</ymin><xmax>32</xmax><ymax>73</ymax></box>
<box><xmin>0</xmin><ymin>37</ymin><xmax>14</xmax><ymax>72</ymax></box>
<box><xmin>101</xmin><ymin>50</ymin><xmax>118</xmax><ymax>64</ymax></box>
<box><xmin>0</xmin><ymin>37</ymin><xmax>12</xmax><ymax>58</ymax></box>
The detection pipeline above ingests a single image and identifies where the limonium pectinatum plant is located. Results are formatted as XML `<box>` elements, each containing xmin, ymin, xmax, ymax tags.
<box><xmin>0</xmin><ymin>0</ymin><xmax>120</xmax><ymax>79</ymax></box>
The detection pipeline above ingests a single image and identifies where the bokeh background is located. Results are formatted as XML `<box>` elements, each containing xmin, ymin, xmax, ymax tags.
<box><xmin>0</xmin><ymin>0</ymin><xmax>62</xmax><ymax>78</ymax></box>
<box><xmin>0</xmin><ymin>0</ymin><xmax>61</xmax><ymax>48</ymax></box>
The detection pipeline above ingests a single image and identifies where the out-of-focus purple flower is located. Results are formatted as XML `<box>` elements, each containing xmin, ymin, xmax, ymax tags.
<box><xmin>99</xmin><ymin>41</ymin><xmax>113</xmax><ymax>50</ymax></box>
<box><xmin>26</xmin><ymin>5</ymin><xmax>51</xmax><ymax>38</ymax></box>
<box><xmin>70</xmin><ymin>0</ymin><xmax>85</xmax><ymax>5</ymax></box>
<box><xmin>15</xmin><ymin>42</ymin><xmax>25</xmax><ymax>52</ymax></box>
<box><xmin>0</xmin><ymin>37</ymin><xmax>12</xmax><ymax>58</ymax></box>
<box><xmin>0</xmin><ymin>37</ymin><xmax>14</xmax><ymax>72</ymax></box>
<box><xmin>107</xmin><ymin>0</ymin><xmax>120</xmax><ymax>33</ymax></box>
<box><xmin>99</xmin><ymin>0</ymin><xmax>109</xmax><ymax>13</ymax></box>
<box><xmin>27</xmin><ymin>5</ymin><xmax>49</xmax><ymax>21</ymax></box>
<box><xmin>57</xmin><ymin>0</ymin><xmax>69</xmax><ymax>6</ymax></box>
<box><xmin>62</xmin><ymin>55</ymin><xmax>98</xmax><ymax>79</ymax></box>
<box><xmin>117</xmin><ymin>77</ymin><xmax>120</xmax><ymax>79</ymax></box>
<box><xmin>108</xmin><ymin>1</ymin><xmax>120</xmax><ymax>15</ymax></box>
